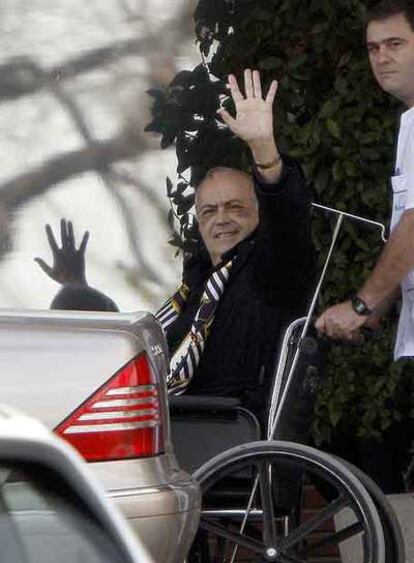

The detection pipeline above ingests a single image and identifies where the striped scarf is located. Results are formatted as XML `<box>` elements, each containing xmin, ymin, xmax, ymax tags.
<box><xmin>156</xmin><ymin>259</ymin><xmax>233</xmax><ymax>394</ymax></box>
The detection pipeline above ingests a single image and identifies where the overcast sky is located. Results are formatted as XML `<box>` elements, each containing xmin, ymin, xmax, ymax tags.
<box><xmin>0</xmin><ymin>0</ymin><xmax>198</xmax><ymax>311</ymax></box>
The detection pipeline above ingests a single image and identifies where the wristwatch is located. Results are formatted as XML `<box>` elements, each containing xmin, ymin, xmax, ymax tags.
<box><xmin>351</xmin><ymin>294</ymin><xmax>372</xmax><ymax>316</ymax></box>
<box><xmin>255</xmin><ymin>154</ymin><xmax>281</xmax><ymax>170</ymax></box>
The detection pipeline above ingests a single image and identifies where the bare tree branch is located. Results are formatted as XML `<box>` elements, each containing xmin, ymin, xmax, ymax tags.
<box><xmin>0</xmin><ymin>4</ymin><xmax>194</xmax><ymax>101</ymax></box>
<box><xmin>0</xmin><ymin>2</ymin><xmax>196</xmax><ymax>211</ymax></box>
<box><xmin>0</xmin><ymin>133</ymin><xmax>144</xmax><ymax>208</ymax></box>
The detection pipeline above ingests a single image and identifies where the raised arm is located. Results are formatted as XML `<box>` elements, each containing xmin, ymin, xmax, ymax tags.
<box><xmin>218</xmin><ymin>69</ymin><xmax>282</xmax><ymax>184</ymax></box>
<box><xmin>34</xmin><ymin>218</ymin><xmax>89</xmax><ymax>286</ymax></box>
<box><xmin>219</xmin><ymin>69</ymin><xmax>314</xmax><ymax>311</ymax></box>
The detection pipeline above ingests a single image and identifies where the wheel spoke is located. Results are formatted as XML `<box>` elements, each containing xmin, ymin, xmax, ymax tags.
<box><xmin>229</xmin><ymin>471</ymin><xmax>260</xmax><ymax>563</ymax></box>
<box><xmin>212</xmin><ymin>535</ymin><xmax>227</xmax><ymax>562</ymax></box>
<box><xmin>300</xmin><ymin>521</ymin><xmax>364</xmax><ymax>557</ymax></box>
<box><xmin>278</xmin><ymin>495</ymin><xmax>350</xmax><ymax>552</ymax></box>
<box><xmin>193</xmin><ymin>443</ymin><xmax>387</xmax><ymax>563</ymax></box>
<box><xmin>258</xmin><ymin>460</ymin><xmax>278</xmax><ymax>546</ymax></box>
<box><xmin>199</xmin><ymin>517</ymin><xmax>264</xmax><ymax>555</ymax></box>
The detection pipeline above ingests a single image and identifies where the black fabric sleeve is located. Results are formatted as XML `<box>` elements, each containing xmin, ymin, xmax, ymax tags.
<box><xmin>252</xmin><ymin>157</ymin><xmax>316</xmax><ymax>314</ymax></box>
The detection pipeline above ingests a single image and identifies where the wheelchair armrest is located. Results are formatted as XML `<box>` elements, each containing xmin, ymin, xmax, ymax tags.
<box><xmin>169</xmin><ymin>394</ymin><xmax>242</xmax><ymax>414</ymax></box>
<box><xmin>169</xmin><ymin>395</ymin><xmax>261</xmax><ymax>472</ymax></box>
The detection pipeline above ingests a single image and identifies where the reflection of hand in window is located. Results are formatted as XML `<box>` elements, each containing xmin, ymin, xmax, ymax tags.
<box><xmin>34</xmin><ymin>218</ymin><xmax>89</xmax><ymax>286</ymax></box>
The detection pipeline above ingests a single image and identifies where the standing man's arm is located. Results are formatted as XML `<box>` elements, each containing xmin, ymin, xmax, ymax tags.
<box><xmin>315</xmin><ymin>209</ymin><xmax>414</xmax><ymax>340</ymax></box>
<box><xmin>363</xmin><ymin>286</ymin><xmax>401</xmax><ymax>331</ymax></box>
<box><xmin>360</xmin><ymin>209</ymin><xmax>414</xmax><ymax>307</ymax></box>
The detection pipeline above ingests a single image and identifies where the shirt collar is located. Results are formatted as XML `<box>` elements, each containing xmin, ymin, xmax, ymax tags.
<box><xmin>401</xmin><ymin>106</ymin><xmax>414</xmax><ymax>129</ymax></box>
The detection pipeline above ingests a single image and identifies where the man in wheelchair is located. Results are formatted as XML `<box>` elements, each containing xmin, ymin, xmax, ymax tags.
<box><xmin>161</xmin><ymin>70</ymin><xmax>317</xmax><ymax>442</ymax></box>
<box><xmin>37</xmin><ymin>69</ymin><xmax>316</xmax><ymax>444</ymax></box>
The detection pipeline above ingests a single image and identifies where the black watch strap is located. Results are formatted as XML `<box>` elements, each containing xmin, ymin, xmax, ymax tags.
<box><xmin>351</xmin><ymin>294</ymin><xmax>372</xmax><ymax>316</ymax></box>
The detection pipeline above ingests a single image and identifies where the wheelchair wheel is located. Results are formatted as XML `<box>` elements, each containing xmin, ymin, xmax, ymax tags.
<box><xmin>190</xmin><ymin>441</ymin><xmax>386</xmax><ymax>563</ymax></box>
<box><xmin>332</xmin><ymin>455</ymin><xmax>405</xmax><ymax>563</ymax></box>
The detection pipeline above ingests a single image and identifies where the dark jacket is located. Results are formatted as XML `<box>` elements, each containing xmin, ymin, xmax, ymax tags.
<box><xmin>166</xmin><ymin>158</ymin><xmax>316</xmax><ymax>418</ymax></box>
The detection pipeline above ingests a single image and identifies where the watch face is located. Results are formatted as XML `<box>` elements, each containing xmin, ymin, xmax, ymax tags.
<box><xmin>352</xmin><ymin>296</ymin><xmax>370</xmax><ymax>315</ymax></box>
<box><xmin>354</xmin><ymin>301</ymin><xmax>365</xmax><ymax>314</ymax></box>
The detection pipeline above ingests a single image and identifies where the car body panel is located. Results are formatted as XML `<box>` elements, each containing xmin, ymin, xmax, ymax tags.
<box><xmin>0</xmin><ymin>308</ymin><xmax>200</xmax><ymax>562</ymax></box>
<box><xmin>0</xmin><ymin>310</ymin><xmax>169</xmax><ymax>430</ymax></box>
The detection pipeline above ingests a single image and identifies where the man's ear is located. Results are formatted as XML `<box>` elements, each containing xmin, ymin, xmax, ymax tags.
<box><xmin>195</xmin><ymin>222</ymin><xmax>208</xmax><ymax>253</ymax></box>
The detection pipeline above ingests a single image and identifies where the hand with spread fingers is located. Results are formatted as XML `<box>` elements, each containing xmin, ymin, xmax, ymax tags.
<box><xmin>218</xmin><ymin>68</ymin><xmax>278</xmax><ymax>147</ymax></box>
<box><xmin>34</xmin><ymin>218</ymin><xmax>89</xmax><ymax>286</ymax></box>
<box><xmin>218</xmin><ymin>69</ymin><xmax>281</xmax><ymax>182</ymax></box>
<box><xmin>315</xmin><ymin>301</ymin><xmax>368</xmax><ymax>342</ymax></box>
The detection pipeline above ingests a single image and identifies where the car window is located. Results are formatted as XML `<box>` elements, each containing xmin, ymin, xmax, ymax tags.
<box><xmin>0</xmin><ymin>462</ymin><xmax>129</xmax><ymax>563</ymax></box>
<box><xmin>0</xmin><ymin>1</ymin><xmax>198</xmax><ymax>312</ymax></box>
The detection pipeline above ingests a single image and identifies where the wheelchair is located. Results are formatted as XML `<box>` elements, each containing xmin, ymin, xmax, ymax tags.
<box><xmin>169</xmin><ymin>206</ymin><xmax>406</xmax><ymax>563</ymax></box>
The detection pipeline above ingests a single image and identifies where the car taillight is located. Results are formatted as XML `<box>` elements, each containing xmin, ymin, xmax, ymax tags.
<box><xmin>54</xmin><ymin>353</ymin><xmax>164</xmax><ymax>462</ymax></box>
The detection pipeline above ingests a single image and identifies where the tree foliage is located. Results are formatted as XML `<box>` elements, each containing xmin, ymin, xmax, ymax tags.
<box><xmin>146</xmin><ymin>0</ymin><xmax>414</xmax><ymax>444</ymax></box>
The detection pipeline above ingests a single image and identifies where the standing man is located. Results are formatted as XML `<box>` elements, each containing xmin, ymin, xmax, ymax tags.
<box><xmin>316</xmin><ymin>0</ymin><xmax>414</xmax><ymax>490</ymax></box>
<box><xmin>316</xmin><ymin>1</ymin><xmax>414</xmax><ymax>345</ymax></box>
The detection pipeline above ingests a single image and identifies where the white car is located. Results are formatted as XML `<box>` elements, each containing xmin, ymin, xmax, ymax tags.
<box><xmin>0</xmin><ymin>404</ymin><xmax>154</xmax><ymax>563</ymax></box>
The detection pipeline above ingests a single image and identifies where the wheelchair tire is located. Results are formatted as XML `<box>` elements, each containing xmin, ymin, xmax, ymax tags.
<box><xmin>191</xmin><ymin>440</ymin><xmax>386</xmax><ymax>563</ymax></box>
<box><xmin>332</xmin><ymin>454</ymin><xmax>405</xmax><ymax>563</ymax></box>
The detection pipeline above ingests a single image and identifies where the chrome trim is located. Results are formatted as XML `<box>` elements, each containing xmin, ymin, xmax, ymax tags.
<box><xmin>93</xmin><ymin>398</ymin><xmax>158</xmax><ymax>408</ymax></box>
<box><xmin>64</xmin><ymin>420</ymin><xmax>160</xmax><ymax>433</ymax></box>
<box><xmin>202</xmin><ymin>509</ymin><xmax>264</xmax><ymax>517</ymax></box>
<box><xmin>108</xmin><ymin>487</ymin><xmax>161</xmax><ymax>498</ymax></box>
<box><xmin>150</xmin><ymin>344</ymin><xmax>164</xmax><ymax>357</ymax></box>
<box><xmin>79</xmin><ymin>409</ymin><xmax>158</xmax><ymax>421</ymax></box>
<box><xmin>107</xmin><ymin>385</ymin><xmax>157</xmax><ymax>396</ymax></box>
<box><xmin>105</xmin><ymin>474</ymin><xmax>200</xmax><ymax>503</ymax></box>
<box><xmin>268</xmin><ymin>317</ymin><xmax>306</xmax><ymax>435</ymax></box>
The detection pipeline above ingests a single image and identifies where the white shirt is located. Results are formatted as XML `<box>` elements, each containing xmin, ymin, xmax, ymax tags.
<box><xmin>391</xmin><ymin>106</ymin><xmax>414</xmax><ymax>359</ymax></box>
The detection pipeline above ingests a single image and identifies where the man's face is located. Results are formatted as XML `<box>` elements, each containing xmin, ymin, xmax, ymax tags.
<box><xmin>367</xmin><ymin>12</ymin><xmax>414</xmax><ymax>107</ymax></box>
<box><xmin>196</xmin><ymin>170</ymin><xmax>259</xmax><ymax>266</ymax></box>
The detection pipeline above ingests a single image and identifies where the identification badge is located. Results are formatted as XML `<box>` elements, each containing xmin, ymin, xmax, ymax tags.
<box><xmin>390</xmin><ymin>174</ymin><xmax>408</xmax><ymax>231</ymax></box>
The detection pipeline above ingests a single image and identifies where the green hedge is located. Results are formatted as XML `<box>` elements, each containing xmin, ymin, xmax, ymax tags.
<box><xmin>146</xmin><ymin>0</ymin><xmax>413</xmax><ymax>444</ymax></box>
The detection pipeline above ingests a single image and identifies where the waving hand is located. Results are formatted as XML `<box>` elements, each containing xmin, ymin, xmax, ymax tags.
<box><xmin>34</xmin><ymin>218</ymin><xmax>89</xmax><ymax>285</ymax></box>
<box><xmin>218</xmin><ymin>69</ymin><xmax>278</xmax><ymax>145</ymax></box>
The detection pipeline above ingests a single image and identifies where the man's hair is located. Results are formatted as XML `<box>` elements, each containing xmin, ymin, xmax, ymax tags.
<box><xmin>199</xmin><ymin>166</ymin><xmax>252</xmax><ymax>185</ymax></box>
<box><xmin>50</xmin><ymin>284</ymin><xmax>119</xmax><ymax>312</ymax></box>
<box><xmin>197</xmin><ymin>167</ymin><xmax>253</xmax><ymax>191</ymax></box>
<box><xmin>367</xmin><ymin>0</ymin><xmax>414</xmax><ymax>30</ymax></box>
